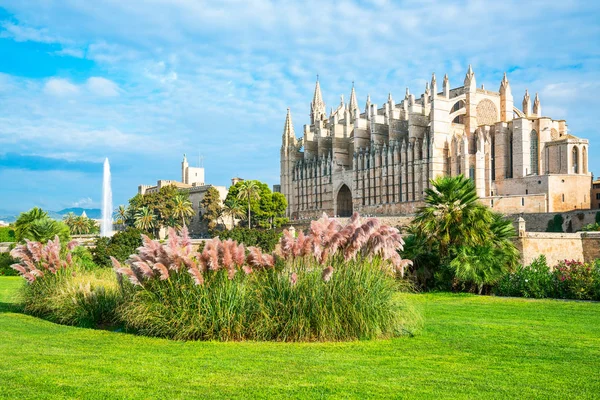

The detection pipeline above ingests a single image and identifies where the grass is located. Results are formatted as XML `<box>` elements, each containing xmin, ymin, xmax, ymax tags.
<box><xmin>1</xmin><ymin>278</ymin><xmax>599</xmax><ymax>399</ymax></box>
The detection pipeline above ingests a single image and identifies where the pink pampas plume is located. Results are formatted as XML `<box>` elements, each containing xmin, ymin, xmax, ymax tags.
<box><xmin>153</xmin><ymin>263</ymin><xmax>169</xmax><ymax>280</ymax></box>
<box><xmin>188</xmin><ymin>266</ymin><xmax>204</xmax><ymax>285</ymax></box>
<box><xmin>322</xmin><ymin>266</ymin><xmax>334</xmax><ymax>283</ymax></box>
<box><xmin>290</xmin><ymin>272</ymin><xmax>298</xmax><ymax>286</ymax></box>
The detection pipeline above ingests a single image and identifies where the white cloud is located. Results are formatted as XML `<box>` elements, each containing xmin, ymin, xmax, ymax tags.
<box><xmin>71</xmin><ymin>197</ymin><xmax>93</xmax><ymax>207</ymax></box>
<box><xmin>53</xmin><ymin>47</ymin><xmax>85</xmax><ymax>58</ymax></box>
<box><xmin>0</xmin><ymin>21</ymin><xmax>58</xmax><ymax>43</ymax></box>
<box><xmin>43</xmin><ymin>78</ymin><xmax>79</xmax><ymax>96</ymax></box>
<box><xmin>86</xmin><ymin>77</ymin><xmax>120</xmax><ymax>97</ymax></box>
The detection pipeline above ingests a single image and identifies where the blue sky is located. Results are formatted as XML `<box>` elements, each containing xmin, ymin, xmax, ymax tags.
<box><xmin>0</xmin><ymin>0</ymin><xmax>599</xmax><ymax>214</ymax></box>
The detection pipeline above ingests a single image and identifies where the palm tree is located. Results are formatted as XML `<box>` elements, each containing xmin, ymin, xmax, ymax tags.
<box><xmin>114</xmin><ymin>205</ymin><xmax>128</xmax><ymax>225</ymax></box>
<box><xmin>171</xmin><ymin>194</ymin><xmax>195</xmax><ymax>228</ymax></box>
<box><xmin>63</xmin><ymin>212</ymin><xmax>77</xmax><ymax>231</ymax></box>
<box><xmin>236</xmin><ymin>181</ymin><xmax>261</xmax><ymax>229</ymax></box>
<box><xmin>15</xmin><ymin>207</ymin><xmax>49</xmax><ymax>242</ymax></box>
<box><xmin>134</xmin><ymin>206</ymin><xmax>157</xmax><ymax>235</ymax></box>
<box><xmin>222</xmin><ymin>198</ymin><xmax>245</xmax><ymax>229</ymax></box>
<box><xmin>407</xmin><ymin>175</ymin><xmax>519</xmax><ymax>291</ymax></box>
<box><xmin>413</xmin><ymin>174</ymin><xmax>490</xmax><ymax>259</ymax></box>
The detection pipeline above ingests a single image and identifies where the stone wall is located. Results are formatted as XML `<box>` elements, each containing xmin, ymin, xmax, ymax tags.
<box><xmin>509</xmin><ymin>209</ymin><xmax>600</xmax><ymax>232</ymax></box>
<box><xmin>515</xmin><ymin>231</ymin><xmax>600</xmax><ymax>267</ymax></box>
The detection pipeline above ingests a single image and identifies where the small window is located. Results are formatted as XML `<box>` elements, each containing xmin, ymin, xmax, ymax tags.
<box><xmin>526</xmin><ymin>189</ymin><xmax>528</xmax><ymax>195</ymax></box>
<box><xmin>562</xmin><ymin>194</ymin><xmax>565</xmax><ymax>202</ymax></box>
<box><xmin>521</xmin><ymin>197</ymin><xmax>525</xmax><ymax>206</ymax></box>
<box><xmin>469</xmin><ymin>167</ymin><xmax>475</xmax><ymax>181</ymax></box>
<box><xmin>596</xmin><ymin>193</ymin><xmax>600</xmax><ymax>200</ymax></box>
<box><xmin>491</xmin><ymin>199</ymin><xmax>494</xmax><ymax>207</ymax></box>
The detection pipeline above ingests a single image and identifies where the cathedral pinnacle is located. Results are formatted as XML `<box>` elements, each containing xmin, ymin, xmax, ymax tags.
<box><xmin>431</xmin><ymin>73</ymin><xmax>437</xmax><ymax>87</ymax></box>
<box><xmin>464</xmin><ymin>64</ymin><xmax>476</xmax><ymax>88</ymax></box>
<box><xmin>282</xmin><ymin>107</ymin><xmax>295</xmax><ymax>143</ymax></box>
<box><xmin>522</xmin><ymin>89</ymin><xmax>531</xmax><ymax>116</ymax></box>
<box><xmin>348</xmin><ymin>82</ymin><xmax>358</xmax><ymax>112</ymax></box>
<box><xmin>405</xmin><ymin>87</ymin><xmax>410</xmax><ymax>98</ymax></box>
<box><xmin>500</xmin><ymin>72</ymin><xmax>511</xmax><ymax>94</ymax></box>
<box><xmin>311</xmin><ymin>76</ymin><xmax>326</xmax><ymax>123</ymax></box>
<box><xmin>533</xmin><ymin>92</ymin><xmax>541</xmax><ymax>116</ymax></box>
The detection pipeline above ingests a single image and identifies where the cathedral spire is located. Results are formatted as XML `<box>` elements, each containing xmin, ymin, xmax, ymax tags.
<box><xmin>522</xmin><ymin>89</ymin><xmax>531</xmax><ymax>116</ymax></box>
<box><xmin>348</xmin><ymin>82</ymin><xmax>358</xmax><ymax>112</ymax></box>
<box><xmin>431</xmin><ymin>73</ymin><xmax>437</xmax><ymax>94</ymax></box>
<box><xmin>310</xmin><ymin>76</ymin><xmax>326</xmax><ymax>124</ymax></box>
<box><xmin>282</xmin><ymin>108</ymin><xmax>296</xmax><ymax>147</ymax></box>
<box><xmin>365</xmin><ymin>94</ymin><xmax>371</xmax><ymax>115</ymax></box>
<box><xmin>533</xmin><ymin>92</ymin><xmax>541</xmax><ymax>116</ymax></box>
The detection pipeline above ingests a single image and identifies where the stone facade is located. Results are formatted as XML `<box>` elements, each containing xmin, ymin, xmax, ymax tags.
<box><xmin>591</xmin><ymin>179</ymin><xmax>600</xmax><ymax>209</ymax></box>
<box><xmin>280</xmin><ymin>67</ymin><xmax>592</xmax><ymax>219</ymax></box>
<box><xmin>138</xmin><ymin>155</ymin><xmax>228</xmax><ymax>237</ymax></box>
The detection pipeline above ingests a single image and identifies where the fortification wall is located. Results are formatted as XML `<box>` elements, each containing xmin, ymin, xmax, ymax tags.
<box><xmin>515</xmin><ymin>231</ymin><xmax>600</xmax><ymax>267</ymax></box>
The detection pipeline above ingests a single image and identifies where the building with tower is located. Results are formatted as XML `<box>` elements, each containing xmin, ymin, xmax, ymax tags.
<box><xmin>280</xmin><ymin>66</ymin><xmax>592</xmax><ymax>219</ymax></box>
<box><xmin>138</xmin><ymin>155</ymin><xmax>228</xmax><ymax>236</ymax></box>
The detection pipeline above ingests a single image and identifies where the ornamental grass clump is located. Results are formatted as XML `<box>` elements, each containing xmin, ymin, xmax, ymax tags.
<box><xmin>10</xmin><ymin>237</ymin><xmax>121</xmax><ymax>328</ymax></box>
<box><xmin>116</xmin><ymin>215</ymin><xmax>420</xmax><ymax>341</ymax></box>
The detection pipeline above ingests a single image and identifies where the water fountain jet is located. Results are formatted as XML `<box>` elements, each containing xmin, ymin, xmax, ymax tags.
<box><xmin>100</xmin><ymin>158</ymin><xmax>113</xmax><ymax>237</ymax></box>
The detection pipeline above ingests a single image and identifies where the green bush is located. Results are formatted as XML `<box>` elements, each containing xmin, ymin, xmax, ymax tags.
<box><xmin>0</xmin><ymin>252</ymin><xmax>18</xmax><ymax>276</ymax></box>
<box><xmin>495</xmin><ymin>257</ymin><xmax>600</xmax><ymax>300</ymax></box>
<box><xmin>552</xmin><ymin>260</ymin><xmax>599</xmax><ymax>300</ymax></box>
<box><xmin>71</xmin><ymin>246</ymin><xmax>100</xmax><ymax>271</ymax></box>
<box><xmin>21</xmin><ymin>269</ymin><xmax>121</xmax><ymax>328</ymax></box>
<box><xmin>0</xmin><ymin>227</ymin><xmax>16</xmax><ymax>242</ymax></box>
<box><xmin>217</xmin><ymin>227</ymin><xmax>282</xmax><ymax>253</ymax></box>
<box><xmin>494</xmin><ymin>256</ymin><xmax>553</xmax><ymax>298</ymax></box>
<box><xmin>10</xmin><ymin>238</ymin><xmax>121</xmax><ymax>328</ymax></box>
<box><xmin>546</xmin><ymin>214</ymin><xmax>564</xmax><ymax>233</ymax></box>
<box><xmin>92</xmin><ymin>228</ymin><xmax>144</xmax><ymax>267</ymax></box>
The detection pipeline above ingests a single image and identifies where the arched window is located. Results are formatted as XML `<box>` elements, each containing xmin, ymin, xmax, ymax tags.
<box><xmin>530</xmin><ymin>130</ymin><xmax>538</xmax><ymax>175</ymax></box>
<box><xmin>572</xmin><ymin>146</ymin><xmax>579</xmax><ymax>174</ymax></box>
<box><xmin>583</xmin><ymin>147</ymin><xmax>588</xmax><ymax>174</ymax></box>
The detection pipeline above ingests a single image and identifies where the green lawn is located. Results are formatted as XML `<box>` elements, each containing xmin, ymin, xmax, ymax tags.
<box><xmin>1</xmin><ymin>277</ymin><xmax>599</xmax><ymax>399</ymax></box>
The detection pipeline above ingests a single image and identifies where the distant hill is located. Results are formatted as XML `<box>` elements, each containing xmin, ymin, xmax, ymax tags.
<box><xmin>0</xmin><ymin>208</ymin><xmax>103</xmax><ymax>223</ymax></box>
<box><xmin>57</xmin><ymin>208</ymin><xmax>102</xmax><ymax>219</ymax></box>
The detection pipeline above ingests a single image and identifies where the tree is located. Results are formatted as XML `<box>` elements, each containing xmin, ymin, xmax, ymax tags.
<box><xmin>114</xmin><ymin>205</ymin><xmax>128</xmax><ymax>225</ymax></box>
<box><xmin>63</xmin><ymin>213</ymin><xmax>98</xmax><ymax>235</ymax></box>
<box><xmin>201</xmin><ymin>187</ymin><xmax>222</xmax><ymax>232</ymax></box>
<box><xmin>222</xmin><ymin>198</ymin><xmax>245</xmax><ymax>229</ymax></box>
<box><xmin>171</xmin><ymin>194</ymin><xmax>195</xmax><ymax>228</ymax></box>
<box><xmin>127</xmin><ymin>185</ymin><xmax>191</xmax><ymax>233</ymax></box>
<box><xmin>403</xmin><ymin>175</ymin><xmax>519</xmax><ymax>291</ymax></box>
<box><xmin>15</xmin><ymin>207</ymin><xmax>70</xmax><ymax>243</ymax></box>
<box><xmin>225</xmin><ymin>181</ymin><xmax>287</xmax><ymax>229</ymax></box>
<box><xmin>236</xmin><ymin>181</ymin><xmax>261</xmax><ymax>228</ymax></box>
<box><xmin>134</xmin><ymin>206</ymin><xmax>157</xmax><ymax>235</ymax></box>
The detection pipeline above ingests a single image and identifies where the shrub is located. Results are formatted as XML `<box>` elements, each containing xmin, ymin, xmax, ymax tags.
<box><xmin>115</xmin><ymin>214</ymin><xmax>419</xmax><ymax>341</ymax></box>
<box><xmin>10</xmin><ymin>237</ymin><xmax>121</xmax><ymax>328</ymax></box>
<box><xmin>494</xmin><ymin>256</ymin><xmax>553</xmax><ymax>298</ymax></box>
<box><xmin>495</xmin><ymin>257</ymin><xmax>600</xmax><ymax>301</ymax></box>
<box><xmin>0</xmin><ymin>252</ymin><xmax>18</xmax><ymax>276</ymax></box>
<box><xmin>91</xmin><ymin>228</ymin><xmax>144</xmax><ymax>267</ymax></box>
<box><xmin>546</xmin><ymin>214</ymin><xmax>564</xmax><ymax>233</ymax></box>
<box><xmin>403</xmin><ymin>175</ymin><xmax>519</xmax><ymax>291</ymax></box>
<box><xmin>552</xmin><ymin>260</ymin><xmax>599</xmax><ymax>300</ymax></box>
<box><xmin>0</xmin><ymin>227</ymin><xmax>16</xmax><ymax>242</ymax></box>
<box><xmin>217</xmin><ymin>227</ymin><xmax>282</xmax><ymax>253</ymax></box>
<box><xmin>14</xmin><ymin>207</ymin><xmax>70</xmax><ymax>243</ymax></box>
